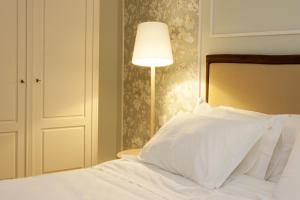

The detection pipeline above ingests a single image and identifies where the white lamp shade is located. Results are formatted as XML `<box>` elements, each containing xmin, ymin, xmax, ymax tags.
<box><xmin>132</xmin><ymin>22</ymin><xmax>173</xmax><ymax>67</ymax></box>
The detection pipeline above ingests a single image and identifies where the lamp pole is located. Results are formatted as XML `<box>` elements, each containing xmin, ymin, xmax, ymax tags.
<box><xmin>150</xmin><ymin>66</ymin><xmax>156</xmax><ymax>136</ymax></box>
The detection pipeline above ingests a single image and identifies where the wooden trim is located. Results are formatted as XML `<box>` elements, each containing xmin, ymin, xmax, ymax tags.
<box><xmin>206</xmin><ymin>54</ymin><xmax>300</xmax><ymax>102</ymax></box>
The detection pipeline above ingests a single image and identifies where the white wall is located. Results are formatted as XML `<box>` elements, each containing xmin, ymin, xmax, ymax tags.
<box><xmin>200</xmin><ymin>0</ymin><xmax>300</xmax><ymax>97</ymax></box>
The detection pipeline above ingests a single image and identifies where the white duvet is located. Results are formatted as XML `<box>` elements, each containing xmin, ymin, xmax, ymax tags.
<box><xmin>0</xmin><ymin>157</ymin><xmax>274</xmax><ymax>200</ymax></box>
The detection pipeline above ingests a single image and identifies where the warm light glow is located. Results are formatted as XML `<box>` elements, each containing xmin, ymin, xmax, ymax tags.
<box><xmin>132</xmin><ymin>22</ymin><xmax>173</xmax><ymax>67</ymax></box>
<box><xmin>159</xmin><ymin>79</ymin><xmax>199</xmax><ymax>125</ymax></box>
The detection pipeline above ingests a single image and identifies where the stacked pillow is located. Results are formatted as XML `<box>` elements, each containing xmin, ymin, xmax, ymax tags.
<box><xmin>193</xmin><ymin>103</ymin><xmax>281</xmax><ymax>180</ymax></box>
<box><xmin>265</xmin><ymin>115</ymin><xmax>300</xmax><ymax>182</ymax></box>
<box><xmin>193</xmin><ymin>102</ymin><xmax>300</xmax><ymax>182</ymax></box>
<box><xmin>273</xmin><ymin>132</ymin><xmax>300</xmax><ymax>200</ymax></box>
<box><xmin>138</xmin><ymin>101</ymin><xmax>300</xmax><ymax>191</ymax></box>
<box><xmin>138</xmin><ymin>109</ymin><xmax>285</xmax><ymax>189</ymax></box>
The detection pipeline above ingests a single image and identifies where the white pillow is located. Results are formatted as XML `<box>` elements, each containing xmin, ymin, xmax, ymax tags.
<box><xmin>138</xmin><ymin>113</ymin><xmax>282</xmax><ymax>189</ymax></box>
<box><xmin>193</xmin><ymin>102</ymin><xmax>284</xmax><ymax>179</ymax></box>
<box><xmin>214</xmin><ymin>105</ymin><xmax>300</xmax><ymax>182</ymax></box>
<box><xmin>273</xmin><ymin>134</ymin><xmax>300</xmax><ymax>200</ymax></box>
<box><xmin>193</xmin><ymin>102</ymin><xmax>266</xmax><ymax>119</ymax></box>
<box><xmin>219</xmin><ymin>105</ymin><xmax>267</xmax><ymax>117</ymax></box>
<box><xmin>212</xmin><ymin>105</ymin><xmax>300</xmax><ymax>182</ymax></box>
<box><xmin>265</xmin><ymin>115</ymin><xmax>300</xmax><ymax>182</ymax></box>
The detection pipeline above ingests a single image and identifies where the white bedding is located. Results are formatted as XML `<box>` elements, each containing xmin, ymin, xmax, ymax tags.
<box><xmin>0</xmin><ymin>157</ymin><xmax>275</xmax><ymax>200</ymax></box>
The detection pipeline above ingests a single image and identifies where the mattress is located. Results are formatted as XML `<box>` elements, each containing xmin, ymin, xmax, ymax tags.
<box><xmin>0</xmin><ymin>156</ymin><xmax>275</xmax><ymax>200</ymax></box>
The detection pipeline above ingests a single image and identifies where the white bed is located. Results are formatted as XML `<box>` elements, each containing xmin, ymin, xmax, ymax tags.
<box><xmin>0</xmin><ymin>156</ymin><xmax>274</xmax><ymax>200</ymax></box>
<box><xmin>2</xmin><ymin>54</ymin><xmax>299</xmax><ymax>200</ymax></box>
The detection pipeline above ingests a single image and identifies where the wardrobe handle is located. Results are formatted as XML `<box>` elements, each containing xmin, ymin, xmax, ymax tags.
<box><xmin>20</xmin><ymin>79</ymin><xmax>25</xmax><ymax>84</ymax></box>
<box><xmin>36</xmin><ymin>78</ymin><xmax>42</xmax><ymax>83</ymax></box>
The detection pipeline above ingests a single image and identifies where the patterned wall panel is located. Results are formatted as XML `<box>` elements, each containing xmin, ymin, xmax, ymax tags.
<box><xmin>123</xmin><ymin>0</ymin><xmax>200</xmax><ymax>148</ymax></box>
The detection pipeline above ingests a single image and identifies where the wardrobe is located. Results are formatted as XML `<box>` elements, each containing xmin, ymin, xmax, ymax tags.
<box><xmin>0</xmin><ymin>0</ymin><xmax>99</xmax><ymax>179</ymax></box>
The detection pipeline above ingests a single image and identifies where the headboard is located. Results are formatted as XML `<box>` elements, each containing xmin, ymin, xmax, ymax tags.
<box><xmin>206</xmin><ymin>54</ymin><xmax>300</xmax><ymax>114</ymax></box>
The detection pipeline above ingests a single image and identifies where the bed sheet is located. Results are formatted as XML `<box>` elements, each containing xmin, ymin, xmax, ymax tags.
<box><xmin>0</xmin><ymin>156</ymin><xmax>275</xmax><ymax>200</ymax></box>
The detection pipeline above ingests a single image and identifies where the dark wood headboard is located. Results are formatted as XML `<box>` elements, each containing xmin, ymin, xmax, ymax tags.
<box><xmin>206</xmin><ymin>54</ymin><xmax>300</xmax><ymax>114</ymax></box>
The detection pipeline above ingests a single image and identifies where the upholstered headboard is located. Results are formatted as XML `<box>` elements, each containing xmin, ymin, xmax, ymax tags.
<box><xmin>206</xmin><ymin>54</ymin><xmax>300</xmax><ymax>114</ymax></box>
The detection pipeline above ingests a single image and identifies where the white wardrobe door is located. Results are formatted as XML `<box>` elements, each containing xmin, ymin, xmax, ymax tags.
<box><xmin>31</xmin><ymin>0</ymin><xmax>98</xmax><ymax>175</ymax></box>
<box><xmin>0</xmin><ymin>0</ymin><xmax>26</xmax><ymax>179</ymax></box>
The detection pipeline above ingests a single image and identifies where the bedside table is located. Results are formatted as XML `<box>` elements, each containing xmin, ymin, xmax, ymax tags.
<box><xmin>117</xmin><ymin>148</ymin><xmax>141</xmax><ymax>159</ymax></box>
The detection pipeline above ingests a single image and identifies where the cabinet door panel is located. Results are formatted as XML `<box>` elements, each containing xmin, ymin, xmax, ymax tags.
<box><xmin>0</xmin><ymin>0</ymin><xmax>26</xmax><ymax>179</ymax></box>
<box><xmin>43</xmin><ymin>0</ymin><xmax>86</xmax><ymax>118</ymax></box>
<box><xmin>43</xmin><ymin>127</ymin><xmax>85</xmax><ymax>173</ymax></box>
<box><xmin>32</xmin><ymin>0</ymin><xmax>98</xmax><ymax>175</ymax></box>
<box><xmin>0</xmin><ymin>0</ymin><xmax>18</xmax><ymax>121</ymax></box>
<box><xmin>0</xmin><ymin>133</ymin><xmax>16</xmax><ymax>179</ymax></box>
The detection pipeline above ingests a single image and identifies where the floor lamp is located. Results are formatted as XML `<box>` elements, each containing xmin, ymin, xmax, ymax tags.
<box><xmin>132</xmin><ymin>22</ymin><xmax>173</xmax><ymax>136</ymax></box>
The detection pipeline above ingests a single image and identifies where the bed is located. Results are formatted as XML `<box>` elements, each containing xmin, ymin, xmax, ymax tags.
<box><xmin>0</xmin><ymin>157</ymin><xmax>274</xmax><ymax>200</ymax></box>
<box><xmin>1</xmin><ymin>54</ymin><xmax>300</xmax><ymax>200</ymax></box>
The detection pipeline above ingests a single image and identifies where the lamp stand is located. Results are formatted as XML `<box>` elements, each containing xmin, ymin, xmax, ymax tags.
<box><xmin>150</xmin><ymin>66</ymin><xmax>156</xmax><ymax>136</ymax></box>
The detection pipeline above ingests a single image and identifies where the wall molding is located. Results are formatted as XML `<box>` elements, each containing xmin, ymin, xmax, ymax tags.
<box><xmin>210</xmin><ymin>0</ymin><xmax>300</xmax><ymax>38</ymax></box>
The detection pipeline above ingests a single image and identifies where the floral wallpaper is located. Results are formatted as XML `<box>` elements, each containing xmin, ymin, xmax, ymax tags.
<box><xmin>123</xmin><ymin>0</ymin><xmax>200</xmax><ymax>149</ymax></box>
